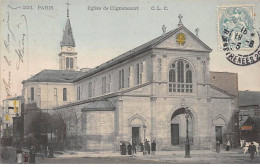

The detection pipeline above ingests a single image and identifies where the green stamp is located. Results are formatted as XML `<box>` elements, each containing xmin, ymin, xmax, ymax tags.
<box><xmin>218</xmin><ymin>5</ymin><xmax>255</xmax><ymax>51</ymax></box>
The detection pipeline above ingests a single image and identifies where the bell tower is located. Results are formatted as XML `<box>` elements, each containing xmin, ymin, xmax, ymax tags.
<box><xmin>59</xmin><ymin>2</ymin><xmax>77</xmax><ymax>71</ymax></box>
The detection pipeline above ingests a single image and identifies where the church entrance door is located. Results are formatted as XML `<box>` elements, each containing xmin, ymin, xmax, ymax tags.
<box><xmin>215</xmin><ymin>126</ymin><xmax>223</xmax><ymax>144</ymax></box>
<box><xmin>132</xmin><ymin>127</ymin><xmax>140</xmax><ymax>145</ymax></box>
<box><xmin>171</xmin><ymin>124</ymin><xmax>179</xmax><ymax>145</ymax></box>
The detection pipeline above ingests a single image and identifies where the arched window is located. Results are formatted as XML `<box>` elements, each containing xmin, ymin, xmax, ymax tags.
<box><xmin>63</xmin><ymin>88</ymin><xmax>67</xmax><ymax>101</ymax></box>
<box><xmin>66</xmin><ymin>57</ymin><xmax>69</xmax><ymax>69</ymax></box>
<box><xmin>31</xmin><ymin>87</ymin><xmax>34</xmax><ymax>101</ymax></box>
<box><xmin>169</xmin><ymin>60</ymin><xmax>193</xmax><ymax>93</ymax></box>
<box><xmin>70</xmin><ymin>58</ymin><xmax>73</xmax><ymax>69</ymax></box>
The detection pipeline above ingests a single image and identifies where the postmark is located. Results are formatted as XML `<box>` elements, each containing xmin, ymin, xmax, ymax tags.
<box><xmin>217</xmin><ymin>5</ymin><xmax>255</xmax><ymax>51</ymax></box>
<box><xmin>217</xmin><ymin>5</ymin><xmax>259</xmax><ymax>66</ymax></box>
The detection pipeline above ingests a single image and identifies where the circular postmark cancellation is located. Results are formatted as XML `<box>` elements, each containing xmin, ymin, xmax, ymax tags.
<box><xmin>226</xmin><ymin>32</ymin><xmax>260</xmax><ymax>66</ymax></box>
<box><xmin>218</xmin><ymin>5</ymin><xmax>260</xmax><ymax>66</ymax></box>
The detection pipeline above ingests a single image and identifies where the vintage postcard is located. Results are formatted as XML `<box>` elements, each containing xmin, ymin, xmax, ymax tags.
<box><xmin>0</xmin><ymin>0</ymin><xmax>260</xmax><ymax>164</ymax></box>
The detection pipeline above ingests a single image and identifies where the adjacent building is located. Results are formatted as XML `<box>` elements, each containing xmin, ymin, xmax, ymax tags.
<box><xmin>1</xmin><ymin>96</ymin><xmax>22</xmax><ymax>146</ymax></box>
<box><xmin>239</xmin><ymin>90</ymin><xmax>260</xmax><ymax>143</ymax></box>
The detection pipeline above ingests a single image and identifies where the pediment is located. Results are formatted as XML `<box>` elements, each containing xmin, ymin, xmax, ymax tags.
<box><xmin>154</xmin><ymin>26</ymin><xmax>212</xmax><ymax>52</ymax></box>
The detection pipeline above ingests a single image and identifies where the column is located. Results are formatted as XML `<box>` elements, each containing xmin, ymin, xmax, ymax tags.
<box><xmin>116</xmin><ymin>96</ymin><xmax>124</xmax><ymax>138</ymax></box>
<box><xmin>151</xmin><ymin>54</ymin><xmax>157</xmax><ymax>82</ymax></box>
<box><xmin>150</xmin><ymin>96</ymin><xmax>157</xmax><ymax>141</ymax></box>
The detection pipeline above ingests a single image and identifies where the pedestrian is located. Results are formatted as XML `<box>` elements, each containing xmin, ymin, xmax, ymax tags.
<box><xmin>144</xmin><ymin>139</ymin><xmax>149</xmax><ymax>155</ymax></box>
<box><xmin>140</xmin><ymin>143</ymin><xmax>144</xmax><ymax>152</ymax></box>
<box><xmin>151</xmin><ymin>140</ymin><xmax>156</xmax><ymax>155</ymax></box>
<box><xmin>132</xmin><ymin>142</ymin><xmax>136</xmax><ymax>154</ymax></box>
<box><xmin>24</xmin><ymin>153</ymin><xmax>29</xmax><ymax>164</ymax></box>
<box><xmin>127</xmin><ymin>143</ymin><xmax>132</xmax><ymax>155</ymax></box>
<box><xmin>29</xmin><ymin>146</ymin><xmax>36</xmax><ymax>164</ymax></box>
<box><xmin>122</xmin><ymin>141</ymin><xmax>126</xmax><ymax>155</ymax></box>
<box><xmin>226</xmin><ymin>141</ymin><xmax>230</xmax><ymax>151</ymax></box>
<box><xmin>216</xmin><ymin>141</ymin><xmax>220</xmax><ymax>153</ymax></box>
<box><xmin>147</xmin><ymin>141</ymin><xmax>151</xmax><ymax>154</ymax></box>
<box><xmin>16</xmin><ymin>147</ymin><xmax>23</xmax><ymax>164</ymax></box>
<box><xmin>40</xmin><ymin>145</ymin><xmax>45</xmax><ymax>159</ymax></box>
<box><xmin>120</xmin><ymin>141</ymin><xmax>123</xmax><ymax>155</ymax></box>
<box><xmin>49</xmin><ymin>144</ymin><xmax>54</xmax><ymax>158</ymax></box>
<box><xmin>248</xmin><ymin>141</ymin><xmax>256</xmax><ymax>162</ymax></box>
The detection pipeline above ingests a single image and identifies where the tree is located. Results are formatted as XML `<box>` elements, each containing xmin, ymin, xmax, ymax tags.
<box><xmin>57</xmin><ymin>106</ymin><xmax>84</xmax><ymax>150</ymax></box>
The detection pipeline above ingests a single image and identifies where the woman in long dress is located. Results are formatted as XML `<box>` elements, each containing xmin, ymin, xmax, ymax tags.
<box><xmin>16</xmin><ymin>147</ymin><xmax>23</xmax><ymax>164</ymax></box>
<box><xmin>226</xmin><ymin>141</ymin><xmax>230</xmax><ymax>151</ymax></box>
<box><xmin>216</xmin><ymin>141</ymin><xmax>220</xmax><ymax>153</ymax></box>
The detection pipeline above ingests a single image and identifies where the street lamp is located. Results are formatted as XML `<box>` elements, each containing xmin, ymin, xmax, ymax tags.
<box><xmin>143</xmin><ymin>125</ymin><xmax>146</xmax><ymax>155</ymax></box>
<box><xmin>185</xmin><ymin>107</ymin><xmax>191</xmax><ymax>158</ymax></box>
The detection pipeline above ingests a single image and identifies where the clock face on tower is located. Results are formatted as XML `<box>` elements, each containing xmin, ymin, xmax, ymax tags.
<box><xmin>67</xmin><ymin>47</ymin><xmax>72</xmax><ymax>51</ymax></box>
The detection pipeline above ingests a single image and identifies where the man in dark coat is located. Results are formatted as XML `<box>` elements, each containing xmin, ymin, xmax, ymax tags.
<box><xmin>132</xmin><ymin>142</ymin><xmax>137</xmax><ymax>154</ymax></box>
<box><xmin>147</xmin><ymin>141</ymin><xmax>151</xmax><ymax>154</ymax></box>
<box><xmin>122</xmin><ymin>141</ymin><xmax>126</xmax><ymax>155</ymax></box>
<box><xmin>120</xmin><ymin>141</ymin><xmax>123</xmax><ymax>155</ymax></box>
<box><xmin>140</xmin><ymin>143</ymin><xmax>144</xmax><ymax>152</ymax></box>
<box><xmin>216</xmin><ymin>141</ymin><xmax>220</xmax><ymax>153</ymax></box>
<box><xmin>248</xmin><ymin>142</ymin><xmax>256</xmax><ymax>162</ymax></box>
<box><xmin>127</xmin><ymin>143</ymin><xmax>132</xmax><ymax>155</ymax></box>
<box><xmin>144</xmin><ymin>139</ymin><xmax>149</xmax><ymax>155</ymax></box>
<box><xmin>29</xmin><ymin>146</ymin><xmax>36</xmax><ymax>164</ymax></box>
<box><xmin>151</xmin><ymin>140</ymin><xmax>156</xmax><ymax>155</ymax></box>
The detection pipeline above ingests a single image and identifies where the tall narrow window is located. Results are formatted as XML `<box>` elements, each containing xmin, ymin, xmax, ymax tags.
<box><xmin>70</xmin><ymin>58</ymin><xmax>73</xmax><ymax>69</ymax></box>
<box><xmin>88</xmin><ymin>82</ymin><xmax>92</xmax><ymax>98</ymax></box>
<box><xmin>119</xmin><ymin>70</ymin><xmax>124</xmax><ymax>89</ymax></box>
<box><xmin>93</xmin><ymin>81</ymin><xmax>95</xmax><ymax>97</ymax></box>
<box><xmin>119</xmin><ymin>70</ymin><xmax>122</xmax><ymax>89</ymax></box>
<box><xmin>54</xmin><ymin>88</ymin><xmax>57</xmax><ymax>97</ymax></box>
<box><xmin>77</xmin><ymin>86</ymin><xmax>81</xmax><ymax>100</ymax></box>
<box><xmin>128</xmin><ymin>67</ymin><xmax>131</xmax><ymax>88</ymax></box>
<box><xmin>140</xmin><ymin>62</ymin><xmax>143</xmax><ymax>84</ymax></box>
<box><xmin>76</xmin><ymin>87</ymin><xmax>78</xmax><ymax>100</ymax></box>
<box><xmin>169</xmin><ymin>60</ymin><xmax>193</xmax><ymax>93</ymax></box>
<box><xmin>122</xmin><ymin>70</ymin><xmax>124</xmax><ymax>88</ymax></box>
<box><xmin>31</xmin><ymin>87</ymin><xmax>34</xmax><ymax>101</ymax></box>
<box><xmin>63</xmin><ymin>88</ymin><xmax>67</xmax><ymax>101</ymax></box>
<box><xmin>66</xmin><ymin>57</ymin><xmax>69</xmax><ymax>69</ymax></box>
<box><xmin>107</xmin><ymin>74</ymin><xmax>111</xmax><ymax>93</ymax></box>
<box><xmin>137</xmin><ymin>64</ymin><xmax>140</xmax><ymax>84</ymax></box>
<box><xmin>102</xmin><ymin>76</ymin><xmax>106</xmax><ymax>94</ymax></box>
<box><xmin>79</xmin><ymin>86</ymin><xmax>81</xmax><ymax>100</ymax></box>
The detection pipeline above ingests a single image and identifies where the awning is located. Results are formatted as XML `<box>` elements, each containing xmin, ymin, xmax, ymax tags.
<box><xmin>81</xmin><ymin>100</ymin><xmax>114</xmax><ymax>112</ymax></box>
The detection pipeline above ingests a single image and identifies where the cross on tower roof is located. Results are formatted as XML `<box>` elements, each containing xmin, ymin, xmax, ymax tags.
<box><xmin>66</xmin><ymin>1</ymin><xmax>70</xmax><ymax>17</ymax></box>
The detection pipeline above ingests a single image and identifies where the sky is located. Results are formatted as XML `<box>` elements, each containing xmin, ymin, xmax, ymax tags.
<box><xmin>0</xmin><ymin>0</ymin><xmax>260</xmax><ymax>104</ymax></box>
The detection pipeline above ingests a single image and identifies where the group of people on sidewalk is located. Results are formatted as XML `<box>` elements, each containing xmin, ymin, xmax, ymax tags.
<box><xmin>216</xmin><ymin>140</ymin><xmax>259</xmax><ymax>162</ymax></box>
<box><xmin>119</xmin><ymin>139</ymin><xmax>156</xmax><ymax>156</ymax></box>
<box><xmin>16</xmin><ymin>145</ymin><xmax>36</xmax><ymax>164</ymax></box>
<box><xmin>215</xmin><ymin>140</ymin><xmax>234</xmax><ymax>153</ymax></box>
<box><xmin>15</xmin><ymin>144</ymin><xmax>54</xmax><ymax>164</ymax></box>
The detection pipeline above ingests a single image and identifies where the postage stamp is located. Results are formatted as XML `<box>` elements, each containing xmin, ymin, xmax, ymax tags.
<box><xmin>217</xmin><ymin>5</ymin><xmax>255</xmax><ymax>51</ymax></box>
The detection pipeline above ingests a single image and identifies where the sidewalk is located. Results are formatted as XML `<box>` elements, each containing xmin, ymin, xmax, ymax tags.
<box><xmin>54</xmin><ymin>149</ymin><xmax>241</xmax><ymax>159</ymax></box>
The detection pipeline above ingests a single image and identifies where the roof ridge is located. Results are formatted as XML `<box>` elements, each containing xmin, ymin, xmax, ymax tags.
<box><xmin>210</xmin><ymin>84</ymin><xmax>235</xmax><ymax>97</ymax></box>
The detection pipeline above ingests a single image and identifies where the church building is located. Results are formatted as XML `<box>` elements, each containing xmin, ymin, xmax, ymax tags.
<box><xmin>22</xmin><ymin>6</ymin><xmax>239</xmax><ymax>151</ymax></box>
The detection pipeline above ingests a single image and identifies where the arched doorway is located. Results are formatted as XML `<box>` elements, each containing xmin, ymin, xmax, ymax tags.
<box><xmin>171</xmin><ymin>108</ymin><xmax>193</xmax><ymax>146</ymax></box>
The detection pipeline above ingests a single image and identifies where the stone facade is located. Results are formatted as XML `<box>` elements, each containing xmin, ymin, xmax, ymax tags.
<box><xmin>22</xmin><ymin>13</ymin><xmax>238</xmax><ymax>151</ymax></box>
